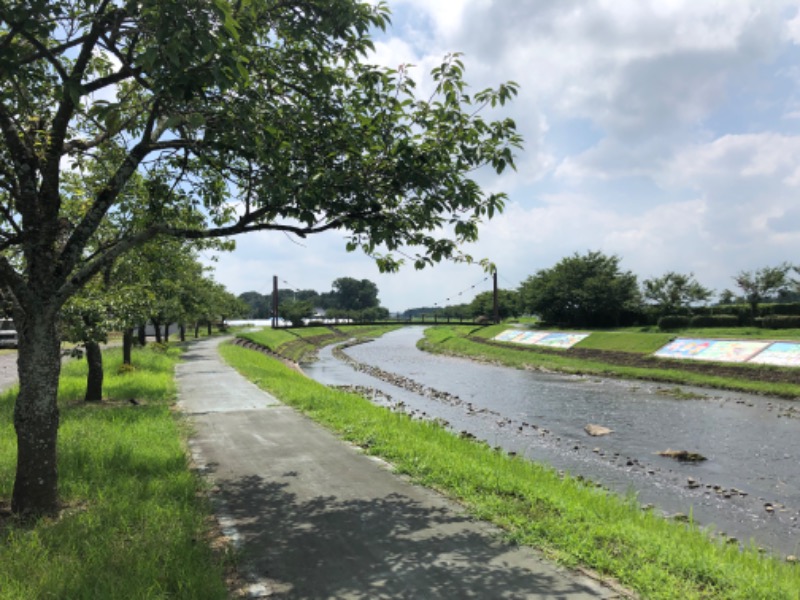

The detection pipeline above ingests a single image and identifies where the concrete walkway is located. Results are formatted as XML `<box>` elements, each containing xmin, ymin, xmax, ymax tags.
<box><xmin>176</xmin><ymin>337</ymin><xmax>622</xmax><ymax>599</ymax></box>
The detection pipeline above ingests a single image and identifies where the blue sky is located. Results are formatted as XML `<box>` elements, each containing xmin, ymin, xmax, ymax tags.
<box><xmin>206</xmin><ymin>0</ymin><xmax>800</xmax><ymax>312</ymax></box>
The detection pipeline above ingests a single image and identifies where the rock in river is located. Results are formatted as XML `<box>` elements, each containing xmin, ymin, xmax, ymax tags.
<box><xmin>584</xmin><ymin>424</ymin><xmax>614</xmax><ymax>436</ymax></box>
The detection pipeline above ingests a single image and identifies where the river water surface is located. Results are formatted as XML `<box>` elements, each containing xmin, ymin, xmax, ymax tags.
<box><xmin>301</xmin><ymin>327</ymin><xmax>800</xmax><ymax>558</ymax></box>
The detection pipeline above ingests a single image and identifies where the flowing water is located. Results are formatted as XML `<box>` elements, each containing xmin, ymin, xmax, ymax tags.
<box><xmin>301</xmin><ymin>327</ymin><xmax>800</xmax><ymax>557</ymax></box>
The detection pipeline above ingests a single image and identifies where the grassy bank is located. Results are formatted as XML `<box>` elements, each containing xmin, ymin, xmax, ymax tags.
<box><xmin>219</xmin><ymin>342</ymin><xmax>800</xmax><ymax>599</ymax></box>
<box><xmin>0</xmin><ymin>346</ymin><xmax>228</xmax><ymax>599</ymax></box>
<box><xmin>239</xmin><ymin>324</ymin><xmax>400</xmax><ymax>362</ymax></box>
<box><xmin>425</xmin><ymin>324</ymin><xmax>800</xmax><ymax>398</ymax></box>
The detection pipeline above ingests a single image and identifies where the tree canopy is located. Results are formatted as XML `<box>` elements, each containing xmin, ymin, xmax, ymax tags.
<box><xmin>330</xmin><ymin>277</ymin><xmax>379</xmax><ymax>311</ymax></box>
<box><xmin>733</xmin><ymin>264</ymin><xmax>793</xmax><ymax>319</ymax></box>
<box><xmin>642</xmin><ymin>271</ymin><xmax>711</xmax><ymax>317</ymax></box>
<box><xmin>518</xmin><ymin>251</ymin><xmax>640</xmax><ymax>328</ymax></box>
<box><xmin>0</xmin><ymin>0</ymin><xmax>522</xmax><ymax>515</ymax></box>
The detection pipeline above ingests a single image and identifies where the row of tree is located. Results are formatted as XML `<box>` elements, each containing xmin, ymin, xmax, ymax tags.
<box><xmin>420</xmin><ymin>252</ymin><xmax>800</xmax><ymax>328</ymax></box>
<box><xmin>239</xmin><ymin>277</ymin><xmax>389</xmax><ymax>324</ymax></box>
<box><xmin>56</xmin><ymin>236</ymin><xmax>245</xmax><ymax>402</ymax></box>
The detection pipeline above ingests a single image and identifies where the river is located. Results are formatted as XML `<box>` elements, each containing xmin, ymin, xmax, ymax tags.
<box><xmin>301</xmin><ymin>327</ymin><xmax>800</xmax><ymax>558</ymax></box>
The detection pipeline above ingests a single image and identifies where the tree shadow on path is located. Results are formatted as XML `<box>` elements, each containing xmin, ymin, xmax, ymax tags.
<box><xmin>214</xmin><ymin>473</ymin><xmax>605</xmax><ymax>599</ymax></box>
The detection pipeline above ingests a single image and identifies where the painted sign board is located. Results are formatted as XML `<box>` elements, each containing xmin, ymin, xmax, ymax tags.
<box><xmin>748</xmin><ymin>342</ymin><xmax>800</xmax><ymax>367</ymax></box>
<box><xmin>492</xmin><ymin>330</ymin><xmax>588</xmax><ymax>349</ymax></box>
<box><xmin>655</xmin><ymin>339</ymin><xmax>771</xmax><ymax>364</ymax></box>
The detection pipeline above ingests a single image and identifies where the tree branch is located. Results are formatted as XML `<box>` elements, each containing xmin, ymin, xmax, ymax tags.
<box><xmin>0</xmin><ymin>103</ymin><xmax>38</xmax><ymax>215</ymax></box>
<box><xmin>56</xmin><ymin>100</ymin><xmax>162</xmax><ymax>284</ymax></box>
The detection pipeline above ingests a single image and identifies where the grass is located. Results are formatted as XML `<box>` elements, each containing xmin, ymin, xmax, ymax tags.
<box><xmin>239</xmin><ymin>324</ymin><xmax>400</xmax><ymax>362</ymax></box>
<box><xmin>422</xmin><ymin>325</ymin><xmax>800</xmax><ymax>398</ymax></box>
<box><xmin>575</xmin><ymin>331</ymin><xmax>676</xmax><ymax>354</ymax></box>
<box><xmin>219</xmin><ymin>341</ymin><xmax>800</xmax><ymax>599</ymax></box>
<box><xmin>0</xmin><ymin>346</ymin><xmax>229</xmax><ymax>600</ymax></box>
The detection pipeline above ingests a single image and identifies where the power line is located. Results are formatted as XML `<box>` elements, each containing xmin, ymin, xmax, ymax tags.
<box><xmin>432</xmin><ymin>275</ymin><xmax>493</xmax><ymax>307</ymax></box>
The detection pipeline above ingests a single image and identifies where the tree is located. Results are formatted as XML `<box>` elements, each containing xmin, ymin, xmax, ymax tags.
<box><xmin>518</xmin><ymin>251</ymin><xmax>640</xmax><ymax>328</ymax></box>
<box><xmin>330</xmin><ymin>277</ymin><xmax>380</xmax><ymax>311</ymax></box>
<box><xmin>733</xmin><ymin>263</ymin><xmax>792</xmax><ymax>320</ymax></box>
<box><xmin>642</xmin><ymin>271</ymin><xmax>712</xmax><ymax>317</ymax></box>
<box><xmin>238</xmin><ymin>292</ymin><xmax>270</xmax><ymax>319</ymax></box>
<box><xmin>1</xmin><ymin>1</ymin><xmax>522</xmax><ymax>515</ymax></box>
<box><xmin>281</xmin><ymin>300</ymin><xmax>315</xmax><ymax>326</ymax></box>
<box><xmin>469</xmin><ymin>289</ymin><xmax>519</xmax><ymax>320</ymax></box>
<box><xmin>717</xmin><ymin>289</ymin><xmax>738</xmax><ymax>305</ymax></box>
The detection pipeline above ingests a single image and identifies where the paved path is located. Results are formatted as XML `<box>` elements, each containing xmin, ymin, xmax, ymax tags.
<box><xmin>176</xmin><ymin>337</ymin><xmax>622</xmax><ymax>599</ymax></box>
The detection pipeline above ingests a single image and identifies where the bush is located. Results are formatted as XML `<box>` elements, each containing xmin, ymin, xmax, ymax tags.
<box><xmin>761</xmin><ymin>303</ymin><xmax>800</xmax><ymax>316</ymax></box>
<box><xmin>689</xmin><ymin>314</ymin><xmax>740</xmax><ymax>328</ymax></box>
<box><xmin>757</xmin><ymin>315</ymin><xmax>800</xmax><ymax>329</ymax></box>
<box><xmin>658</xmin><ymin>315</ymin><xmax>690</xmax><ymax>331</ymax></box>
<box><xmin>710</xmin><ymin>304</ymin><xmax>752</xmax><ymax>321</ymax></box>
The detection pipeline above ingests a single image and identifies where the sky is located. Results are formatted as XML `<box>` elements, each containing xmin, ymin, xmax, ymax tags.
<box><xmin>205</xmin><ymin>0</ymin><xmax>800</xmax><ymax>313</ymax></box>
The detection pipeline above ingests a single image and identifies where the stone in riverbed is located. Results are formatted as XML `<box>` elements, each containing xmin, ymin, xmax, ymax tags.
<box><xmin>656</xmin><ymin>449</ymin><xmax>707</xmax><ymax>462</ymax></box>
<box><xmin>584</xmin><ymin>424</ymin><xmax>613</xmax><ymax>436</ymax></box>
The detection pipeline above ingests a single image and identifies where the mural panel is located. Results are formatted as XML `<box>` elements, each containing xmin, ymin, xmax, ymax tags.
<box><xmin>749</xmin><ymin>342</ymin><xmax>800</xmax><ymax>367</ymax></box>
<box><xmin>655</xmin><ymin>339</ymin><xmax>770</xmax><ymax>363</ymax></box>
<box><xmin>492</xmin><ymin>330</ymin><xmax>588</xmax><ymax>349</ymax></box>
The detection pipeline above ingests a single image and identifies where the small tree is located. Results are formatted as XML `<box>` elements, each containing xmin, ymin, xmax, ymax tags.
<box><xmin>469</xmin><ymin>289</ymin><xmax>519</xmax><ymax>321</ymax></box>
<box><xmin>733</xmin><ymin>263</ymin><xmax>792</xmax><ymax>320</ymax></box>
<box><xmin>280</xmin><ymin>300</ymin><xmax>314</xmax><ymax>327</ymax></box>
<box><xmin>717</xmin><ymin>289</ymin><xmax>738</xmax><ymax>305</ymax></box>
<box><xmin>642</xmin><ymin>271</ymin><xmax>711</xmax><ymax>317</ymax></box>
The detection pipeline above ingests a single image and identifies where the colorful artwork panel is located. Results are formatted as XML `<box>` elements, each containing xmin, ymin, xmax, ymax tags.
<box><xmin>493</xmin><ymin>330</ymin><xmax>524</xmax><ymax>342</ymax></box>
<box><xmin>535</xmin><ymin>333</ymin><xmax>589</xmax><ymax>348</ymax></box>
<box><xmin>515</xmin><ymin>332</ymin><xmax>551</xmax><ymax>345</ymax></box>
<box><xmin>655</xmin><ymin>339</ymin><xmax>771</xmax><ymax>363</ymax></box>
<box><xmin>491</xmin><ymin>330</ymin><xmax>588</xmax><ymax>349</ymax></box>
<box><xmin>694</xmin><ymin>341</ymin><xmax>770</xmax><ymax>363</ymax></box>
<box><xmin>749</xmin><ymin>342</ymin><xmax>800</xmax><ymax>367</ymax></box>
<box><xmin>654</xmin><ymin>339</ymin><xmax>712</xmax><ymax>359</ymax></box>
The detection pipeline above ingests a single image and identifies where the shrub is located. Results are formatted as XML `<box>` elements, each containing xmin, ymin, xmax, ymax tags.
<box><xmin>761</xmin><ymin>303</ymin><xmax>800</xmax><ymax>316</ymax></box>
<box><xmin>116</xmin><ymin>363</ymin><xmax>137</xmax><ymax>375</ymax></box>
<box><xmin>689</xmin><ymin>314</ymin><xmax>740</xmax><ymax>328</ymax></box>
<box><xmin>658</xmin><ymin>315</ymin><xmax>690</xmax><ymax>330</ymax></box>
<box><xmin>758</xmin><ymin>315</ymin><xmax>800</xmax><ymax>329</ymax></box>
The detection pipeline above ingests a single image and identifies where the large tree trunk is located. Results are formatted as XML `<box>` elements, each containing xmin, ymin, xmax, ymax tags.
<box><xmin>84</xmin><ymin>340</ymin><xmax>103</xmax><ymax>402</ymax></box>
<box><xmin>152</xmin><ymin>319</ymin><xmax>162</xmax><ymax>343</ymax></box>
<box><xmin>194</xmin><ymin>321</ymin><xmax>200</xmax><ymax>338</ymax></box>
<box><xmin>12</xmin><ymin>309</ymin><xmax>62</xmax><ymax>516</ymax></box>
<box><xmin>137</xmin><ymin>324</ymin><xmax>146</xmax><ymax>346</ymax></box>
<box><xmin>164</xmin><ymin>323</ymin><xmax>170</xmax><ymax>342</ymax></box>
<box><xmin>179</xmin><ymin>324</ymin><xmax>186</xmax><ymax>342</ymax></box>
<box><xmin>206</xmin><ymin>320</ymin><xmax>212</xmax><ymax>335</ymax></box>
<box><xmin>122</xmin><ymin>328</ymin><xmax>133</xmax><ymax>365</ymax></box>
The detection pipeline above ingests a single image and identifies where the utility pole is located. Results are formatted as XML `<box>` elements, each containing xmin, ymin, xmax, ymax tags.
<box><xmin>493</xmin><ymin>269</ymin><xmax>499</xmax><ymax>324</ymax></box>
<box><xmin>272</xmin><ymin>275</ymin><xmax>279</xmax><ymax>328</ymax></box>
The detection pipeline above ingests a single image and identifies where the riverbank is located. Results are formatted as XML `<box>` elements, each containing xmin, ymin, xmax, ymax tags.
<box><xmin>421</xmin><ymin>324</ymin><xmax>800</xmax><ymax>399</ymax></box>
<box><xmin>221</xmin><ymin>337</ymin><xmax>800</xmax><ymax>599</ymax></box>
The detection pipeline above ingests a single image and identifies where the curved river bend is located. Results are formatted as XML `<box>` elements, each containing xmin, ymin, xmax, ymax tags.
<box><xmin>301</xmin><ymin>327</ymin><xmax>800</xmax><ymax>557</ymax></box>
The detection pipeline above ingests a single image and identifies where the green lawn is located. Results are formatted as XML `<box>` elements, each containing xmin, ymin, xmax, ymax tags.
<box><xmin>0</xmin><ymin>346</ymin><xmax>229</xmax><ymax>599</ymax></box>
